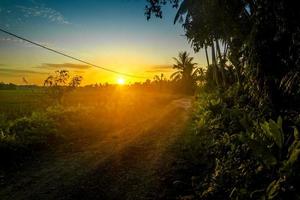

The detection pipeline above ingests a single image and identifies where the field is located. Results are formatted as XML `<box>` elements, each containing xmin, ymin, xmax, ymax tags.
<box><xmin>0</xmin><ymin>89</ymin><xmax>50</xmax><ymax>119</ymax></box>
<box><xmin>0</xmin><ymin>87</ymin><xmax>192</xmax><ymax>200</ymax></box>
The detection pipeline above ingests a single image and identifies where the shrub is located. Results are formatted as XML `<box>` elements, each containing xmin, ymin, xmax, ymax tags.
<box><xmin>179</xmin><ymin>86</ymin><xmax>300</xmax><ymax>199</ymax></box>
<box><xmin>8</xmin><ymin>112</ymin><xmax>58</xmax><ymax>148</ymax></box>
<box><xmin>0</xmin><ymin>110</ymin><xmax>59</xmax><ymax>166</ymax></box>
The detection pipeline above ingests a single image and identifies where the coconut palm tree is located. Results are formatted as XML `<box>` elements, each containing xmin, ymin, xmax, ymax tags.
<box><xmin>153</xmin><ymin>73</ymin><xmax>165</xmax><ymax>83</ymax></box>
<box><xmin>171</xmin><ymin>51</ymin><xmax>198</xmax><ymax>93</ymax></box>
<box><xmin>153</xmin><ymin>73</ymin><xmax>166</xmax><ymax>90</ymax></box>
<box><xmin>172</xmin><ymin>0</ymin><xmax>249</xmax><ymax>88</ymax></box>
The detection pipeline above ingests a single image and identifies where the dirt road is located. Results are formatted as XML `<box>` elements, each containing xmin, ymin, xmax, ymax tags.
<box><xmin>0</xmin><ymin>97</ymin><xmax>192</xmax><ymax>200</ymax></box>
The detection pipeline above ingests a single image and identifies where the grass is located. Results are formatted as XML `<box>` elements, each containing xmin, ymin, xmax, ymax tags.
<box><xmin>0</xmin><ymin>87</ymin><xmax>185</xmax><ymax>167</ymax></box>
<box><xmin>0</xmin><ymin>89</ymin><xmax>50</xmax><ymax>119</ymax></box>
<box><xmin>2</xmin><ymin>85</ymin><xmax>299</xmax><ymax>199</ymax></box>
<box><xmin>0</xmin><ymin>87</ymin><xmax>192</xmax><ymax>200</ymax></box>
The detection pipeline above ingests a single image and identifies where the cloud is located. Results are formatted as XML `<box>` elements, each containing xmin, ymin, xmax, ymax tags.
<box><xmin>38</xmin><ymin>63</ymin><xmax>91</xmax><ymax>70</ymax></box>
<box><xmin>0</xmin><ymin>37</ymin><xmax>22</xmax><ymax>43</ymax></box>
<box><xmin>0</xmin><ymin>68</ymin><xmax>49</xmax><ymax>75</ymax></box>
<box><xmin>17</xmin><ymin>5</ymin><xmax>70</xmax><ymax>25</ymax></box>
<box><xmin>0</xmin><ymin>37</ymin><xmax>52</xmax><ymax>48</ymax></box>
<box><xmin>145</xmin><ymin>64</ymin><xmax>173</xmax><ymax>73</ymax></box>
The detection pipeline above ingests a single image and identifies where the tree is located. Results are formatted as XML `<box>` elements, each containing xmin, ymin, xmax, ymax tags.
<box><xmin>44</xmin><ymin>70</ymin><xmax>82</xmax><ymax>103</ymax></box>
<box><xmin>69</xmin><ymin>75</ymin><xmax>83</xmax><ymax>88</ymax></box>
<box><xmin>146</xmin><ymin>0</ymin><xmax>249</xmax><ymax>89</ymax></box>
<box><xmin>153</xmin><ymin>73</ymin><xmax>167</xmax><ymax>90</ymax></box>
<box><xmin>145</xmin><ymin>0</ymin><xmax>300</xmax><ymax>110</ymax></box>
<box><xmin>170</xmin><ymin>51</ymin><xmax>198</xmax><ymax>93</ymax></box>
<box><xmin>153</xmin><ymin>73</ymin><xmax>165</xmax><ymax>83</ymax></box>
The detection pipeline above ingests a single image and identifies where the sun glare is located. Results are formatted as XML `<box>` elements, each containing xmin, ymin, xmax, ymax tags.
<box><xmin>117</xmin><ymin>78</ymin><xmax>125</xmax><ymax>85</ymax></box>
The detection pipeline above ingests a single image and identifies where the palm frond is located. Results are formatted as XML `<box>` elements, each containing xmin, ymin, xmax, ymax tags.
<box><xmin>174</xmin><ymin>0</ymin><xmax>189</xmax><ymax>24</ymax></box>
<box><xmin>170</xmin><ymin>71</ymin><xmax>182</xmax><ymax>80</ymax></box>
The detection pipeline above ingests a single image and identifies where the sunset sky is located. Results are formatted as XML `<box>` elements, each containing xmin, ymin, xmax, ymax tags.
<box><xmin>0</xmin><ymin>0</ymin><xmax>206</xmax><ymax>85</ymax></box>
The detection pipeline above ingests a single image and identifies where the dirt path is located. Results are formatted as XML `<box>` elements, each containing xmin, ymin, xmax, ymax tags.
<box><xmin>0</xmin><ymin>97</ymin><xmax>192</xmax><ymax>200</ymax></box>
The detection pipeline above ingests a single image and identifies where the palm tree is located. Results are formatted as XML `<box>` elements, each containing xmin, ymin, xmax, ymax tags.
<box><xmin>172</xmin><ymin>0</ymin><xmax>250</xmax><ymax>88</ymax></box>
<box><xmin>153</xmin><ymin>73</ymin><xmax>165</xmax><ymax>90</ymax></box>
<box><xmin>153</xmin><ymin>73</ymin><xmax>165</xmax><ymax>83</ymax></box>
<box><xmin>171</xmin><ymin>51</ymin><xmax>198</xmax><ymax>93</ymax></box>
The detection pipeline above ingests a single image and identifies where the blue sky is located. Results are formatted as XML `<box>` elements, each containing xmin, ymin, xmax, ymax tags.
<box><xmin>0</xmin><ymin>0</ymin><xmax>205</xmax><ymax>84</ymax></box>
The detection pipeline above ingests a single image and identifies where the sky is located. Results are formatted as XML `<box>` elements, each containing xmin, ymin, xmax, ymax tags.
<box><xmin>0</xmin><ymin>0</ymin><xmax>206</xmax><ymax>85</ymax></box>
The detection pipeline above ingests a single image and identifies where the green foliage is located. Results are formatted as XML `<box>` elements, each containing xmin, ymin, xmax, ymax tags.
<box><xmin>146</xmin><ymin>0</ymin><xmax>300</xmax><ymax>112</ymax></box>
<box><xmin>8</xmin><ymin>112</ymin><xmax>57</xmax><ymax>146</ymax></box>
<box><xmin>0</xmin><ymin>131</ymin><xmax>18</xmax><ymax>152</ymax></box>
<box><xmin>173</xmin><ymin>85</ymin><xmax>300</xmax><ymax>199</ymax></box>
<box><xmin>260</xmin><ymin>117</ymin><xmax>284</xmax><ymax>149</ymax></box>
<box><xmin>245</xmin><ymin>137</ymin><xmax>278</xmax><ymax>168</ymax></box>
<box><xmin>0</xmin><ymin>111</ymin><xmax>58</xmax><ymax>158</ymax></box>
<box><xmin>285</xmin><ymin>127</ymin><xmax>300</xmax><ymax>171</ymax></box>
<box><xmin>145</xmin><ymin>6</ymin><xmax>300</xmax><ymax>198</ymax></box>
<box><xmin>0</xmin><ymin>106</ymin><xmax>81</xmax><ymax>165</ymax></box>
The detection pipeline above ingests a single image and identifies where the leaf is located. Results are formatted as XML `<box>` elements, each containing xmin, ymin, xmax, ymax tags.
<box><xmin>286</xmin><ymin>129</ymin><xmax>300</xmax><ymax>167</ymax></box>
<box><xmin>288</xmin><ymin>148</ymin><xmax>300</xmax><ymax>166</ymax></box>
<box><xmin>260</xmin><ymin>117</ymin><xmax>284</xmax><ymax>149</ymax></box>
<box><xmin>294</xmin><ymin>127</ymin><xmax>299</xmax><ymax>140</ymax></box>
<box><xmin>277</xmin><ymin>116</ymin><xmax>282</xmax><ymax>129</ymax></box>
<box><xmin>247</xmin><ymin>138</ymin><xmax>277</xmax><ymax>168</ymax></box>
<box><xmin>266</xmin><ymin>180</ymin><xmax>281</xmax><ymax>199</ymax></box>
<box><xmin>174</xmin><ymin>0</ymin><xmax>189</xmax><ymax>24</ymax></box>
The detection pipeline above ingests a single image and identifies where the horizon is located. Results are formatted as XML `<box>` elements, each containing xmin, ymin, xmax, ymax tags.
<box><xmin>0</xmin><ymin>0</ymin><xmax>206</xmax><ymax>85</ymax></box>
<box><xmin>0</xmin><ymin>78</ymin><xmax>169</xmax><ymax>86</ymax></box>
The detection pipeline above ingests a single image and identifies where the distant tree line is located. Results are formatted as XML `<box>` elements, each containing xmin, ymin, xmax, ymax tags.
<box><xmin>0</xmin><ymin>82</ymin><xmax>17</xmax><ymax>90</ymax></box>
<box><xmin>0</xmin><ymin>82</ymin><xmax>39</xmax><ymax>90</ymax></box>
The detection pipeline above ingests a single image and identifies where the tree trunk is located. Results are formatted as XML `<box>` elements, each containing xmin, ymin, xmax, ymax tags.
<box><xmin>204</xmin><ymin>44</ymin><xmax>210</xmax><ymax>67</ymax></box>
<box><xmin>211</xmin><ymin>39</ymin><xmax>220</xmax><ymax>87</ymax></box>
<box><xmin>216</xmin><ymin>39</ymin><xmax>227</xmax><ymax>87</ymax></box>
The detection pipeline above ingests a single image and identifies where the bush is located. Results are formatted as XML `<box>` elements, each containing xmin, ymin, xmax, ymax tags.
<box><xmin>0</xmin><ymin>110</ymin><xmax>59</xmax><ymax>166</ymax></box>
<box><xmin>178</xmin><ymin>85</ymin><xmax>300</xmax><ymax>199</ymax></box>
<box><xmin>8</xmin><ymin>112</ymin><xmax>58</xmax><ymax>148</ymax></box>
<box><xmin>0</xmin><ymin>105</ymin><xmax>98</xmax><ymax>166</ymax></box>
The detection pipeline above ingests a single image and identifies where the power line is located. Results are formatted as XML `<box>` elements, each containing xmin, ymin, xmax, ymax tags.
<box><xmin>0</xmin><ymin>27</ymin><xmax>147</xmax><ymax>79</ymax></box>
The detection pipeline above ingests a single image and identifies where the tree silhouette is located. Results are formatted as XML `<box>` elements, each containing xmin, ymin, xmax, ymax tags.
<box><xmin>145</xmin><ymin>0</ymin><xmax>300</xmax><ymax>109</ymax></box>
<box><xmin>171</xmin><ymin>51</ymin><xmax>198</xmax><ymax>93</ymax></box>
<box><xmin>44</xmin><ymin>70</ymin><xmax>82</xmax><ymax>103</ymax></box>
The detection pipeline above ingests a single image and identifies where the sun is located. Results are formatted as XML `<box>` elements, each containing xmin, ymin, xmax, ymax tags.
<box><xmin>117</xmin><ymin>78</ymin><xmax>125</xmax><ymax>85</ymax></box>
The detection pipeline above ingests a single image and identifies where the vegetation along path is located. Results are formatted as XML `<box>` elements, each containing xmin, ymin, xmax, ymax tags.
<box><xmin>0</xmin><ymin>97</ymin><xmax>192</xmax><ymax>200</ymax></box>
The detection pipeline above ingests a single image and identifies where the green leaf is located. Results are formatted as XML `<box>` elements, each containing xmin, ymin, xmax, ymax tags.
<box><xmin>260</xmin><ymin>117</ymin><xmax>284</xmax><ymax>149</ymax></box>
<box><xmin>294</xmin><ymin>127</ymin><xmax>299</xmax><ymax>140</ymax></box>
<box><xmin>286</xmin><ymin>138</ymin><xmax>300</xmax><ymax>167</ymax></box>
<box><xmin>266</xmin><ymin>180</ymin><xmax>281</xmax><ymax>199</ymax></box>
